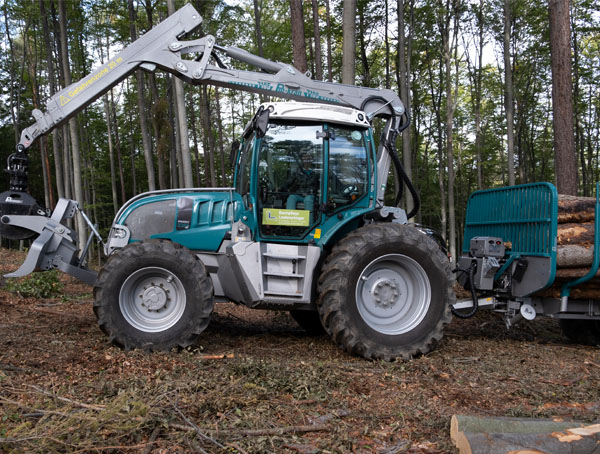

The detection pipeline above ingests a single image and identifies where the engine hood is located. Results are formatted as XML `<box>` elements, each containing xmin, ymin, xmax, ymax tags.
<box><xmin>108</xmin><ymin>189</ymin><xmax>243</xmax><ymax>253</ymax></box>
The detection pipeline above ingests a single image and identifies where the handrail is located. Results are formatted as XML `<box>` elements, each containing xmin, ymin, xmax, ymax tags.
<box><xmin>560</xmin><ymin>181</ymin><xmax>600</xmax><ymax>310</ymax></box>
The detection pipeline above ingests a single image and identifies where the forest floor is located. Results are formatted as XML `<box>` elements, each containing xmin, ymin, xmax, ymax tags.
<box><xmin>0</xmin><ymin>248</ymin><xmax>598</xmax><ymax>453</ymax></box>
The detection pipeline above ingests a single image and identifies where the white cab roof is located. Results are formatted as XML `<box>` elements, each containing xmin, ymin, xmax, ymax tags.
<box><xmin>263</xmin><ymin>102</ymin><xmax>371</xmax><ymax>128</ymax></box>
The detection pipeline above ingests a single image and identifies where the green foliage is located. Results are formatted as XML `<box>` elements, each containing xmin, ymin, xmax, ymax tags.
<box><xmin>5</xmin><ymin>270</ymin><xmax>64</xmax><ymax>299</ymax></box>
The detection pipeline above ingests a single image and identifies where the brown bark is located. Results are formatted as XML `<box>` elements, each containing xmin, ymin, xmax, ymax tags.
<box><xmin>557</xmin><ymin>222</ymin><xmax>594</xmax><ymax>246</ymax></box>
<box><xmin>289</xmin><ymin>0</ymin><xmax>308</xmax><ymax>73</ymax></box>
<box><xmin>558</xmin><ymin>194</ymin><xmax>596</xmax><ymax>223</ymax></box>
<box><xmin>311</xmin><ymin>0</ymin><xmax>322</xmax><ymax>80</ymax></box>
<box><xmin>549</xmin><ymin>0</ymin><xmax>577</xmax><ymax>195</ymax></box>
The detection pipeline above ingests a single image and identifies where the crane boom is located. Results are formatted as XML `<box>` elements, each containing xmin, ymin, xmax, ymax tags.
<box><xmin>18</xmin><ymin>3</ymin><xmax>406</xmax><ymax>152</ymax></box>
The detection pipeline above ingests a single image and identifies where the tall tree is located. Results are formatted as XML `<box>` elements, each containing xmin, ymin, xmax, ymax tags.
<box><xmin>325</xmin><ymin>0</ymin><xmax>333</xmax><ymax>81</ymax></box>
<box><xmin>167</xmin><ymin>0</ymin><xmax>194</xmax><ymax>188</ymax></box>
<box><xmin>503</xmin><ymin>0</ymin><xmax>516</xmax><ymax>186</ymax></box>
<box><xmin>289</xmin><ymin>0</ymin><xmax>308</xmax><ymax>73</ymax></box>
<box><xmin>398</xmin><ymin>0</ymin><xmax>414</xmax><ymax>216</ymax></box>
<box><xmin>127</xmin><ymin>0</ymin><xmax>155</xmax><ymax>192</ymax></box>
<box><xmin>549</xmin><ymin>0</ymin><xmax>577</xmax><ymax>195</ymax></box>
<box><xmin>311</xmin><ymin>0</ymin><xmax>323</xmax><ymax>80</ymax></box>
<box><xmin>341</xmin><ymin>0</ymin><xmax>356</xmax><ymax>84</ymax></box>
<box><xmin>58</xmin><ymin>0</ymin><xmax>87</xmax><ymax>250</ymax></box>
<box><xmin>40</xmin><ymin>0</ymin><xmax>64</xmax><ymax>201</ymax></box>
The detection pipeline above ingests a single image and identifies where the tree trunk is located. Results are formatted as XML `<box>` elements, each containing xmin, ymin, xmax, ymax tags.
<box><xmin>214</xmin><ymin>88</ymin><xmax>227</xmax><ymax>186</ymax></box>
<box><xmin>311</xmin><ymin>0</ymin><xmax>323</xmax><ymax>80</ymax></box>
<box><xmin>110</xmin><ymin>89</ymin><xmax>127</xmax><ymax>203</ymax></box>
<box><xmin>128</xmin><ymin>0</ymin><xmax>156</xmax><ymax>192</ymax></box>
<box><xmin>549</xmin><ymin>0</ymin><xmax>577</xmax><ymax>195</ymax></box>
<box><xmin>503</xmin><ymin>0</ymin><xmax>516</xmax><ymax>186</ymax></box>
<box><xmin>398</xmin><ymin>0</ymin><xmax>414</xmax><ymax>217</ymax></box>
<box><xmin>357</xmin><ymin>3</ymin><xmax>370</xmax><ymax>86</ymax></box>
<box><xmin>167</xmin><ymin>0</ymin><xmax>194</xmax><ymax>188</ymax></box>
<box><xmin>200</xmin><ymin>86</ymin><xmax>217</xmax><ymax>187</ymax></box>
<box><xmin>325</xmin><ymin>0</ymin><xmax>333</xmax><ymax>82</ymax></box>
<box><xmin>289</xmin><ymin>0</ymin><xmax>308</xmax><ymax>73</ymax></box>
<box><xmin>253</xmin><ymin>0</ymin><xmax>264</xmax><ymax>57</ymax></box>
<box><xmin>58</xmin><ymin>0</ymin><xmax>87</xmax><ymax>251</ymax></box>
<box><xmin>40</xmin><ymin>0</ymin><xmax>64</xmax><ymax>202</ymax></box>
<box><xmin>341</xmin><ymin>0</ymin><xmax>356</xmax><ymax>84</ymax></box>
<box><xmin>451</xmin><ymin>415</ymin><xmax>600</xmax><ymax>454</ymax></box>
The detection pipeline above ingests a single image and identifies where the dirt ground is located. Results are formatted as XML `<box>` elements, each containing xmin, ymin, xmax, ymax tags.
<box><xmin>0</xmin><ymin>248</ymin><xmax>598</xmax><ymax>454</ymax></box>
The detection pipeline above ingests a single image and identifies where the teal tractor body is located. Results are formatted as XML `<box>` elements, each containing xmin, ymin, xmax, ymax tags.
<box><xmin>92</xmin><ymin>103</ymin><xmax>453</xmax><ymax>361</ymax></box>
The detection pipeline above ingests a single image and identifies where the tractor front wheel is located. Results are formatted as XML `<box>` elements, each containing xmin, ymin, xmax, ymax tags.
<box><xmin>93</xmin><ymin>239</ymin><xmax>213</xmax><ymax>351</ymax></box>
<box><xmin>317</xmin><ymin>223</ymin><xmax>453</xmax><ymax>361</ymax></box>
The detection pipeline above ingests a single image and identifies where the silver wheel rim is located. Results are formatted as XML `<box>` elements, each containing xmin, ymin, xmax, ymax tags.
<box><xmin>119</xmin><ymin>266</ymin><xmax>186</xmax><ymax>333</ymax></box>
<box><xmin>355</xmin><ymin>254</ymin><xmax>431</xmax><ymax>335</ymax></box>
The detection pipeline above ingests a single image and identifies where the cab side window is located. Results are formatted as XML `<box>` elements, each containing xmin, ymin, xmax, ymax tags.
<box><xmin>235</xmin><ymin>133</ymin><xmax>255</xmax><ymax>207</ymax></box>
<box><xmin>327</xmin><ymin>127</ymin><xmax>369</xmax><ymax>211</ymax></box>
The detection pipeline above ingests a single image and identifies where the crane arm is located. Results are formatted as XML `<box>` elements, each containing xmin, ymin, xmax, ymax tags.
<box><xmin>18</xmin><ymin>4</ymin><xmax>406</xmax><ymax>153</ymax></box>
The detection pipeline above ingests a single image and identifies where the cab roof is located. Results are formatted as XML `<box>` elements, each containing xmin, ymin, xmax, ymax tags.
<box><xmin>262</xmin><ymin>102</ymin><xmax>371</xmax><ymax>128</ymax></box>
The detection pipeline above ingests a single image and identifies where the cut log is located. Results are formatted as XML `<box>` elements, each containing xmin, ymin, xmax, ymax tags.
<box><xmin>451</xmin><ymin>415</ymin><xmax>600</xmax><ymax>454</ymax></box>
<box><xmin>556</xmin><ymin>222</ymin><xmax>595</xmax><ymax>246</ymax></box>
<box><xmin>534</xmin><ymin>287</ymin><xmax>600</xmax><ymax>300</ymax></box>
<box><xmin>558</xmin><ymin>194</ymin><xmax>596</xmax><ymax>223</ymax></box>
<box><xmin>555</xmin><ymin>267</ymin><xmax>600</xmax><ymax>279</ymax></box>
<box><xmin>556</xmin><ymin>245</ymin><xmax>594</xmax><ymax>268</ymax></box>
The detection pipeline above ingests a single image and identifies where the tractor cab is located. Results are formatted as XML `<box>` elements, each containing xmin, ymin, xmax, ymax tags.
<box><xmin>235</xmin><ymin>102</ymin><xmax>377</xmax><ymax>244</ymax></box>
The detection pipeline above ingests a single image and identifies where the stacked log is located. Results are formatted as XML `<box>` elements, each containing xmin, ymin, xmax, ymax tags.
<box><xmin>535</xmin><ymin>194</ymin><xmax>599</xmax><ymax>298</ymax></box>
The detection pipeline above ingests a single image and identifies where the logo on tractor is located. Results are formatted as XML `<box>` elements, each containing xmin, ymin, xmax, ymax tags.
<box><xmin>263</xmin><ymin>208</ymin><xmax>310</xmax><ymax>226</ymax></box>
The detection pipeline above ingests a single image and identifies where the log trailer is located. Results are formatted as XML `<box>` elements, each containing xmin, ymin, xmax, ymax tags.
<box><xmin>0</xmin><ymin>4</ymin><xmax>454</xmax><ymax>360</ymax></box>
<box><xmin>454</xmin><ymin>183</ymin><xmax>600</xmax><ymax>345</ymax></box>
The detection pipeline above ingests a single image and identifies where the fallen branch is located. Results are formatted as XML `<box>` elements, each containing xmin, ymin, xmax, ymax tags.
<box><xmin>169</xmin><ymin>422</ymin><xmax>330</xmax><ymax>436</ymax></box>
<box><xmin>170</xmin><ymin>399</ymin><xmax>225</xmax><ymax>450</ymax></box>
<box><xmin>28</xmin><ymin>385</ymin><xmax>105</xmax><ymax>411</ymax></box>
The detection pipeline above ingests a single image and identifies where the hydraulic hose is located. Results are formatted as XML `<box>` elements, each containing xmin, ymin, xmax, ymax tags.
<box><xmin>451</xmin><ymin>262</ymin><xmax>479</xmax><ymax>319</ymax></box>
<box><xmin>385</xmin><ymin>131</ymin><xmax>420</xmax><ymax>220</ymax></box>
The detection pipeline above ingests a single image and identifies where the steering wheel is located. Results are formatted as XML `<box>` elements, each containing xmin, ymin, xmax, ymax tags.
<box><xmin>341</xmin><ymin>184</ymin><xmax>359</xmax><ymax>197</ymax></box>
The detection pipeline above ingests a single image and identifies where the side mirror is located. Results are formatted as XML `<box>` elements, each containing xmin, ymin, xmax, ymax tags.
<box><xmin>229</xmin><ymin>140</ymin><xmax>240</xmax><ymax>168</ymax></box>
<box><xmin>252</xmin><ymin>105</ymin><xmax>270</xmax><ymax>138</ymax></box>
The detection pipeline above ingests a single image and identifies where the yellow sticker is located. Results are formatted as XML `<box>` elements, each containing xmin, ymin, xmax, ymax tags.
<box><xmin>263</xmin><ymin>208</ymin><xmax>310</xmax><ymax>226</ymax></box>
<box><xmin>59</xmin><ymin>95</ymin><xmax>70</xmax><ymax>106</ymax></box>
<box><xmin>314</xmin><ymin>229</ymin><xmax>321</xmax><ymax>239</ymax></box>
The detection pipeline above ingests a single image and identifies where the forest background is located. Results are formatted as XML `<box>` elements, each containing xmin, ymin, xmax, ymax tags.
<box><xmin>1</xmin><ymin>0</ymin><xmax>599</xmax><ymax>261</ymax></box>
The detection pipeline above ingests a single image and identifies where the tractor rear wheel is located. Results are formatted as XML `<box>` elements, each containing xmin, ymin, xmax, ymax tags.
<box><xmin>290</xmin><ymin>310</ymin><xmax>325</xmax><ymax>334</ymax></box>
<box><xmin>317</xmin><ymin>223</ymin><xmax>453</xmax><ymax>361</ymax></box>
<box><xmin>93</xmin><ymin>239</ymin><xmax>213</xmax><ymax>351</ymax></box>
<box><xmin>560</xmin><ymin>319</ymin><xmax>600</xmax><ymax>346</ymax></box>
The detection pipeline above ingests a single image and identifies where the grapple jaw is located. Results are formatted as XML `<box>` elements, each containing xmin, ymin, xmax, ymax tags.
<box><xmin>0</xmin><ymin>190</ymin><xmax>47</xmax><ymax>240</ymax></box>
<box><xmin>2</xmin><ymin>198</ymin><xmax>97</xmax><ymax>285</ymax></box>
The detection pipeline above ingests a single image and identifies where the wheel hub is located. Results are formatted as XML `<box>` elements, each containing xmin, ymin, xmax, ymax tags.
<box><xmin>373</xmin><ymin>279</ymin><xmax>400</xmax><ymax>308</ymax></box>
<box><xmin>142</xmin><ymin>285</ymin><xmax>168</xmax><ymax>311</ymax></box>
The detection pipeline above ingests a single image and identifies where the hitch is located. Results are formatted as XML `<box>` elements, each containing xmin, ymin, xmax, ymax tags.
<box><xmin>2</xmin><ymin>198</ymin><xmax>100</xmax><ymax>285</ymax></box>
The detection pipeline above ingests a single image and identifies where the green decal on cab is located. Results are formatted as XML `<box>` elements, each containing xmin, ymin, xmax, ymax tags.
<box><xmin>263</xmin><ymin>208</ymin><xmax>310</xmax><ymax>226</ymax></box>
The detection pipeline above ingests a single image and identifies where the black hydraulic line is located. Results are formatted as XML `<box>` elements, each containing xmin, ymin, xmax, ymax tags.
<box><xmin>385</xmin><ymin>131</ymin><xmax>420</xmax><ymax>220</ymax></box>
<box><xmin>451</xmin><ymin>262</ymin><xmax>479</xmax><ymax>319</ymax></box>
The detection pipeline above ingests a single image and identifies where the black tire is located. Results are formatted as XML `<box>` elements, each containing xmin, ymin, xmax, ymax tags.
<box><xmin>93</xmin><ymin>239</ymin><xmax>214</xmax><ymax>351</ymax></box>
<box><xmin>290</xmin><ymin>310</ymin><xmax>326</xmax><ymax>335</ymax></box>
<box><xmin>317</xmin><ymin>223</ymin><xmax>453</xmax><ymax>361</ymax></box>
<box><xmin>560</xmin><ymin>319</ymin><xmax>600</xmax><ymax>346</ymax></box>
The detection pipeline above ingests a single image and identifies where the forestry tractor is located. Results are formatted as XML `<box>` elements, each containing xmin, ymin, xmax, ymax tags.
<box><xmin>3</xmin><ymin>5</ymin><xmax>598</xmax><ymax>360</ymax></box>
<box><xmin>0</xmin><ymin>4</ymin><xmax>453</xmax><ymax>360</ymax></box>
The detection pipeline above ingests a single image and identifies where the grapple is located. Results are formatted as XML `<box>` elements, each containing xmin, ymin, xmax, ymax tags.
<box><xmin>0</xmin><ymin>150</ymin><xmax>47</xmax><ymax>241</ymax></box>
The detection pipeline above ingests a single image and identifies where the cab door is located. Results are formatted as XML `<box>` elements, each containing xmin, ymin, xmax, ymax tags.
<box><xmin>255</xmin><ymin>123</ymin><xmax>324</xmax><ymax>240</ymax></box>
